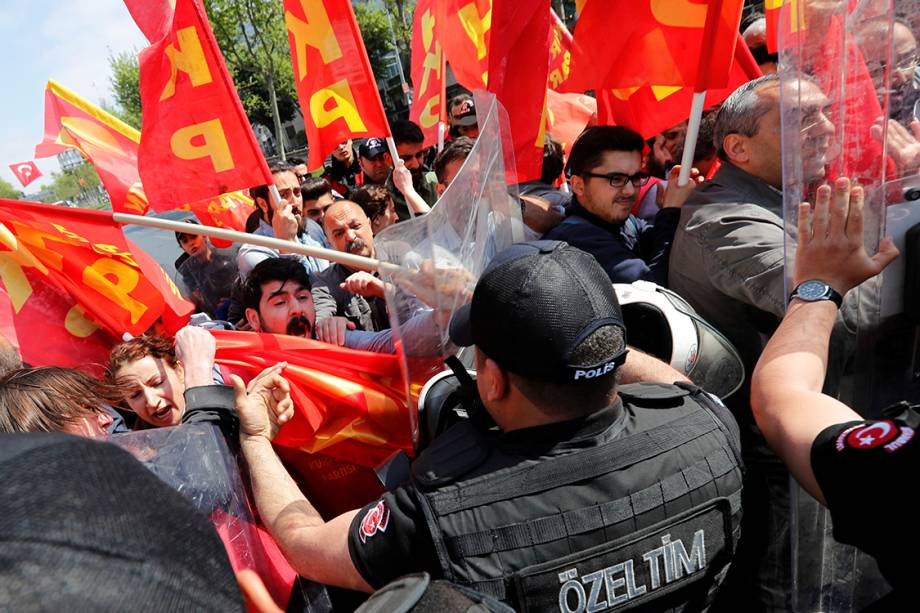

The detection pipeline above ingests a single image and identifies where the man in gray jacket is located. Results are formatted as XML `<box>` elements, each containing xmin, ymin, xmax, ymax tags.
<box><xmin>669</xmin><ymin>73</ymin><xmax>835</xmax><ymax>610</ymax></box>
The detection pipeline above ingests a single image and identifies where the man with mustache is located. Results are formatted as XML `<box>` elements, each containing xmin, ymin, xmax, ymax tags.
<box><xmin>311</xmin><ymin>201</ymin><xmax>391</xmax><ymax>344</ymax></box>
<box><xmin>242</xmin><ymin>257</ymin><xmax>403</xmax><ymax>353</ymax></box>
<box><xmin>668</xmin><ymin>73</ymin><xmax>836</xmax><ymax>610</ymax></box>
<box><xmin>543</xmin><ymin>126</ymin><xmax>699</xmax><ymax>285</ymax></box>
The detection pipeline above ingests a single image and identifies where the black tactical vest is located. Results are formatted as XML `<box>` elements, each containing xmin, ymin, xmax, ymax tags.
<box><xmin>409</xmin><ymin>382</ymin><xmax>743</xmax><ymax>612</ymax></box>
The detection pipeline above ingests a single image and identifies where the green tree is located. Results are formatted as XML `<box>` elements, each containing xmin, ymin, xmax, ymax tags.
<box><xmin>0</xmin><ymin>178</ymin><xmax>21</xmax><ymax>200</ymax></box>
<box><xmin>353</xmin><ymin>4</ymin><xmax>395</xmax><ymax>84</ymax></box>
<box><xmin>45</xmin><ymin>163</ymin><xmax>106</xmax><ymax>208</ymax></box>
<box><xmin>107</xmin><ymin>51</ymin><xmax>143</xmax><ymax>130</ymax></box>
<box><xmin>205</xmin><ymin>0</ymin><xmax>298</xmax><ymax>159</ymax></box>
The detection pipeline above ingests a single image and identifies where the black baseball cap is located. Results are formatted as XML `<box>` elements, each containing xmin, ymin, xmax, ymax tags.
<box><xmin>175</xmin><ymin>218</ymin><xmax>201</xmax><ymax>244</ymax></box>
<box><xmin>449</xmin><ymin>241</ymin><xmax>627</xmax><ymax>382</ymax></box>
<box><xmin>359</xmin><ymin>137</ymin><xmax>388</xmax><ymax>159</ymax></box>
<box><xmin>449</xmin><ymin>97</ymin><xmax>477</xmax><ymax>127</ymax></box>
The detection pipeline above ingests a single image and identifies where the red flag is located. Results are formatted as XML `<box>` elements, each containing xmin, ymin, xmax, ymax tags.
<box><xmin>123</xmin><ymin>0</ymin><xmax>173</xmax><ymax>43</ymax></box>
<box><xmin>34</xmin><ymin>81</ymin><xmax>149</xmax><ymax>215</ymax></box>
<box><xmin>410</xmin><ymin>0</ymin><xmax>447</xmax><ymax>147</ymax></box>
<box><xmin>765</xmin><ymin>0</ymin><xmax>806</xmax><ymax>53</ymax></box>
<box><xmin>7</xmin><ymin>162</ymin><xmax>42</xmax><ymax>188</ymax></box>
<box><xmin>133</xmin><ymin>0</ymin><xmax>272</xmax><ymax>210</ymax></box>
<box><xmin>181</xmin><ymin>191</ymin><xmax>256</xmax><ymax>249</ymax></box>
<box><xmin>547</xmin><ymin>9</ymin><xmax>574</xmax><ymax>91</ymax></box>
<box><xmin>693</xmin><ymin>0</ymin><xmax>744</xmax><ymax>92</ymax></box>
<box><xmin>565</xmin><ymin>0</ymin><xmax>744</xmax><ymax>93</ymax></box>
<box><xmin>488</xmin><ymin>0</ymin><xmax>552</xmax><ymax>183</ymax></box>
<box><xmin>438</xmin><ymin>0</ymin><xmax>492</xmax><ymax>90</ymax></box>
<box><xmin>0</xmin><ymin>199</ymin><xmax>192</xmax><ymax>338</ymax></box>
<box><xmin>0</xmin><ymin>276</ymin><xmax>118</xmax><ymax>373</ymax></box>
<box><xmin>597</xmin><ymin>38</ymin><xmax>761</xmax><ymax>139</ymax></box>
<box><xmin>544</xmin><ymin>90</ymin><xmax>596</xmax><ymax>154</ymax></box>
<box><xmin>284</xmin><ymin>0</ymin><xmax>391</xmax><ymax>170</ymax></box>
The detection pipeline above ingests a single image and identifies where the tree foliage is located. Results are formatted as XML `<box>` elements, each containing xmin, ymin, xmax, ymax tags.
<box><xmin>205</xmin><ymin>0</ymin><xmax>299</xmax><ymax>151</ymax></box>
<box><xmin>0</xmin><ymin>178</ymin><xmax>21</xmax><ymax>200</ymax></box>
<box><xmin>44</xmin><ymin>163</ymin><xmax>106</xmax><ymax>208</ymax></box>
<box><xmin>354</xmin><ymin>3</ymin><xmax>396</xmax><ymax>83</ymax></box>
<box><xmin>108</xmin><ymin>51</ymin><xmax>143</xmax><ymax>130</ymax></box>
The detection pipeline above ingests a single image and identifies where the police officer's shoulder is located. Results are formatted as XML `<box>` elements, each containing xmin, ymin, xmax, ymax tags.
<box><xmin>411</xmin><ymin>420</ymin><xmax>491</xmax><ymax>489</ymax></box>
<box><xmin>618</xmin><ymin>381</ymin><xmax>691</xmax><ymax>408</ymax></box>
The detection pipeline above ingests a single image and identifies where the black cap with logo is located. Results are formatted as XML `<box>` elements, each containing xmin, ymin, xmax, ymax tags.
<box><xmin>449</xmin><ymin>241</ymin><xmax>627</xmax><ymax>382</ymax></box>
<box><xmin>359</xmin><ymin>137</ymin><xmax>388</xmax><ymax>160</ymax></box>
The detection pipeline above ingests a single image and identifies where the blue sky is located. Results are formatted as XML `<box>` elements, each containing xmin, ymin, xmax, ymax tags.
<box><xmin>0</xmin><ymin>0</ymin><xmax>147</xmax><ymax>192</ymax></box>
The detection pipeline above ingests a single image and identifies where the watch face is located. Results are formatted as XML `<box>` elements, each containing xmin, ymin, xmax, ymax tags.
<box><xmin>797</xmin><ymin>280</ymin><xmax>829</xmax><ymax>300</ymax></box>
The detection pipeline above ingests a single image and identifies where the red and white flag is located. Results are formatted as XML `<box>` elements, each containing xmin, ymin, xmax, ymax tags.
<box><xmin>8</xmin><ymin>161</ymin><xmax>42</xmax><ymax>188</ymax></box>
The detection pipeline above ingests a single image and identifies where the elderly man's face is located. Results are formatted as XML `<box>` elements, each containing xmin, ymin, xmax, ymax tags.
<box><xmin>324</xmin><ymin>202</ymin><xmax>375</xmax><ymax>259</ymax></box>
<box><xmin>859</xmin><ymin>22</ymin><xmax>918</xmax><ymax>113</ymax></box>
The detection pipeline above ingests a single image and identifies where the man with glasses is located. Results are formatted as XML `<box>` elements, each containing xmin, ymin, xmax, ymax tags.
<box><xmin>543</xmin><ymin>125</ymin><xmax>698</xmax><ymax>285</ymax></box>
<box><xmin>387</xmin><ymin>120</ymin><xmax>439</xmax><ymax>221</ymax></box>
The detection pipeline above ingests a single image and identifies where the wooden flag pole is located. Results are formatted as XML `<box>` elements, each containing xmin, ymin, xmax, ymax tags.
<box><xmin>112</xmin><ymin>212</ymin><xmax>399</xmax><ymax>274</ymax></box>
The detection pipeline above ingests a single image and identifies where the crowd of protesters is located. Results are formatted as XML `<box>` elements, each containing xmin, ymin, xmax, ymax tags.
<box><xmin>2</xmin><ymin>5</ymin><xmax>920</xmax><ymax>612</ymax></box>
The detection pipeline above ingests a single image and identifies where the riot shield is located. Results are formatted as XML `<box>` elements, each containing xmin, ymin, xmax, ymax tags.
<box><xmin>375</xmin><ymin>92</ymin><xmax>528</xmax><ymax>448</ymax></box>
<box><xmin>779</xmin><ymin>1</ymin><xmax>918</xmax><ymax>609</ymax></box>
<box><xmin>111</xmin><ymin>424</ymin><xmax>329</xmax><ymax>611</ymax></box>
<box><xmin>174</xmin><ymin>242</ymin><xmax>240</xmax><ymax>320</ymax></box>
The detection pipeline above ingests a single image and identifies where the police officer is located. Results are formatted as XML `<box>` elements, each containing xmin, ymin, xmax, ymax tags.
<box><xmin>234</xmin><ymin>240</ymin><xmax>744</xmax><ymax>610</ymax></box>
<box><xmin>751</xmin><ymin>179</ymin><xmax>905</xmax><ymax>603</ymax></box>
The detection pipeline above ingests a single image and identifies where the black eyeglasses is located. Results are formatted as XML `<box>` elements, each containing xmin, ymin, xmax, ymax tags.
<box><xmin>582</xmin><ymin>171</ymin><xmax>650</xmax><ymax>188</ymax></box>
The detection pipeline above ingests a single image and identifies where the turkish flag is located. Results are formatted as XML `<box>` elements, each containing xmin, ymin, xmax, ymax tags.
<box><xmin>8</xmin><ymin>162</ymin><xmax>42</xmax><ymax>188</ymax></box>
<box><xmin>565</xmin><ymin>0</ymin><xmax>744</xmax><ymax>93</ymax></box>
<box><xmin>284</xmin><ymin>0</ymin><xmax>391</xmax><ymax>170</ymax></box>
<box><xmin>0</xmin><ymin>199</ymin><xmax>193</xmax><ymax>340</ymax></box>
<box><xmin>547</xmin><ymin>9</ymin><xmax>574</xmax><ymax>91</ymax></box>
<box><xmin>410</xmin><ymin>0</ymin><xmax>447</xmax><ymax>147</ymax></box>
<box><xmin>597</xmin><ymin>38</ymin><xmax>761</xmax><ymax>139</ymax></box>
<box><xmin>34</xmin><ymin>81</ymin><xmax>149</xmax><ymax>215</ymax></box>
<box><xmin>133</xmin><ymin>0</ymin><xmax>272</xmax><ymax>210</ymax></box>
<box><xmin>438</xmin><ymin>0</ymin><xmax>491</xmax><ymax>90</ymax></box>
<box><xmin>545</xmin><ymin>90</ymin><xmax>596</xmax><ymax>154</ymax></box>
<box><xmin>488</xmin><ymin>0</ymin><xmax>552</xmax><ymax>183</ymax></box>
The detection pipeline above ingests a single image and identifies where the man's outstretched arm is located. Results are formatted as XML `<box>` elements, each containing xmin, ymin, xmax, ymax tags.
<box><xmin>751</xmin><ymin>179</ymin><xmax>898</xmax><ymax>504</ymax></box>
<box><xmin>232</xmin><ymin>364</ymin><xmax>372</xmax><ymax>592</ymax></box>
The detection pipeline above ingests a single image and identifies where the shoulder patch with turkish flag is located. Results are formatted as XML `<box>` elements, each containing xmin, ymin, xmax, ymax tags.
<box><xmin>835</xmin><ymin>420</ymin><xmax>915</xmax><ymax>453</ymax></box>
<box><xmin>358</xmin><ymin>500</ymin><xmax>390</xmax><ymax>543</ymax></box>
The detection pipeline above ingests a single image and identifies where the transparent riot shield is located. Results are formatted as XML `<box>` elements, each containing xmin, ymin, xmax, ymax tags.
<box><xmin>174</xmin><ymin>242</ymin><xmax>240</xmax><ymax>320</ymax></box>
<box><xmin>111</xmin><ymin>424</ymin><xmax>328</xmax><ymax>611</ymax></box>
<box><xmin>779</xmin><ymin>1</ymin><xmax>919</xmax><ymax>609</ymax></box>
<box><xmin>375</xmin><ymin>92</ymin><xmax>528</xmax><ymax>448</ymax></box>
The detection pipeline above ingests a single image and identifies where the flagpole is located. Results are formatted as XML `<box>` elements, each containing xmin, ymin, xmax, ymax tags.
<box><xmin>437</xmin><ymin>122</ymin><xmax>446</xmax><ymax>152</ymax></box>
<box><xmin>112</xmin><ymin>212</ymin><xmax>399</xmax><ymax>274</ymax></box>
<box><xmin>385</xmin><ymin>136</ymin><xmax>416</xmax><ymax>219</ymax></box>
<box><xmin>677</xmin><ymin>91</ymin><xmax>706</xmax><ymax>186</ymax></box>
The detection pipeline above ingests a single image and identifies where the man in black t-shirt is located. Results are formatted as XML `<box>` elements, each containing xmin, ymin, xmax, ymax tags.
<box><xmin>750</xmin><ymin>178</ymin><xmax>907</xmax><ymax>597</ymax></box>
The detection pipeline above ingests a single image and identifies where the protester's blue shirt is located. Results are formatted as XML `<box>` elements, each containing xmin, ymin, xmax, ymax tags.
<box><xmin>543</xmin><ymin>200</ymin><xmax>680</xmax><ymax>286</ymax></box>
